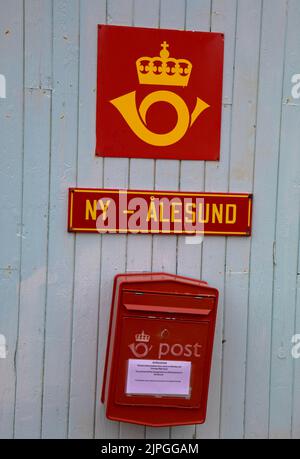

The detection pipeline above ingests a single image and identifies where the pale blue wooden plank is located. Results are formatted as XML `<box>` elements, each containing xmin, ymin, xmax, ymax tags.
<box><xmin>197</xmin><ymin>0</ymin><xmax>237</xmax><ymax>440</ymax></box>
<box><xmin>244</xmin><ymin>0</ymin><xmax>287</xmax><ymax>439</ymax></box>
<box><xmin>13</xmin><ymin>0</ymin><xmax>52</xmax><ymax>439</ymax></box>
<box><xmin>24</xmin><ymin>0</ymin><xmax>52</xmax><ymax>89</ymax></box>
<box><xmin>107</xmin><ymin>0</ymin><xmax>133</xmax><ymax>25</ymax></box>
<box><xmin>176</xmin><ymin>158</ymin><xmax>203</xmax><ymax>280</ymax></box>
<box><xmin>160</xmin><ymin>0</ymin><xmax>185</xmax><ymax>30</ymax></box>
<box><xmin>14</xmin><ymin>90</ymin><xmax>51</xmax><ymax>438</ymax></box>
<box><xmin>123</xmin><ymin>123</ymin><xmax>155</xmax><ymax>435</ymax></box>
<box><xmin>126</xmin><ymin>160</ymin><xmax>154</xmax><ymax>273</ymax></box>
<box><xmin>281</xmin><ymin>0</ymin><xmax>300</xmax><ymax>110</ymax></box>
<box><xmin>173</xmin><ymin>0</ymin><xmax>212</xmax><ymax>440</ymax></box>
<box><xmin>120</xmin><ymin>168</ymin><xmax>154</xmax><ymax>441</ymax></box>
<box><xmin>292</xmin><ymin>241</ymin><xmax>300</xmax><ymax>438</ymax></box>
<box><xmin>120</xmin><ymin>26</ymin><xmax>157</xmax><ymax>431</ymax></box>
<box><xmin>211</xmin><ymin>0</ymin><xmax>237</xmax><ymax>106</ymax></box>
<box><xmin>94</xmin><ymin>0</ymin><xmax>133</xmax><ymax>440</ymax></box>
<box><xmin>147</xmin><ymin>161</ymin><xmax>178</xmax><ymax>441</ymax></box>
<box><xmin>95</xmin><ymin>163</ymin><xmax>129</xmax><ymax>439</ymax></box>
<box><xmin>269</xmin><ymin>0</ymin><xmax>300</xmax><ymax>439</ymax></box>
<box><xmin>120</xmin><ymin>3</ymin><xmax>159</xmax><ymax>439</ymax></box>
<box><xmin>133</xmin><ymin>0</ymin><xmax>159</xmax><ymax>28</ymax></box>
<box><xmin>270</xmin><ymin>127</ymin><xmax>300</xmax><ymax>438</ymax></box>
<box><xmin>41</xmin><ymin>0</ymin><xmax>80</xmax><ymax>439</ymax></box>
<box><xmin>144</xmin><ymin>0</ymin><xmax>185</xmax><ymax>441</ymax></box>
<box><xmin>95</xmin><ymin>236</ymin><xmax>127</xmax><ymax>439</ymax></box>
<box><xmin>127</xmin><ymin>6</ymin><xmax>158</xmax><ymax>270</ymax></box>
<box><xmin>0</xmin><ymin>0</ymin><xmax>23</xmax><ymax>439</ymax></box>
<box><xmin>68</xmin><ymin>0</ymin><xmax>106</xmax><ymax>439</ymax></box>
<box><xmin>104</xmin><ymin>0</ymin><xmax>150</xmax><ymax>440</ymax></box>
<box><xmin>186</xmin><ymin>0</ymin><xmax>211</xmax><ymax>30</ymax></box>
<box><xmin>176</xmin><ymin>0</ymin><xmax>211</xmax><ymax>281</ymax></box>
<box><xmin>220</xmin><ymin>0</ymin><xmax>262</xmax><ymax>439</ymax></box>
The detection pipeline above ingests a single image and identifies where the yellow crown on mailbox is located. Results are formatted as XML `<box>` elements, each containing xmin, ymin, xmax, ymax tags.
<box><xmin>135</xmin><ymin>330</ymin><xmax>150</xmax><ymax>343</ymax></box>
<box><xmin>136</xmin><ymin>41</ymin><xmax>192</xmax><ymax>87</ymax></box>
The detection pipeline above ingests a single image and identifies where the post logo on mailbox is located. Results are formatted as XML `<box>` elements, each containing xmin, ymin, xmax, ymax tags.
<box><xmin>96</xmin><ymin>25</ymin><xmax>224</xmax><ymax>160</ymax></box>
<box><xmin>128</xmin><ymin>331</ymin><xmax>153</xmax><ymax>358</ymax></box>
<box><xmin>128</xmin><ymin>330</ymin><xmax>202</xmax><ymax>359</ymax></box>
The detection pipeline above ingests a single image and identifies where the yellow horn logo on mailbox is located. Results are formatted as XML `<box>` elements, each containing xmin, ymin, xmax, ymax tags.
<box><xmin>110</xmin><ymin>41</ymin><xmax>210</xmax><ymax>147</ymax></box>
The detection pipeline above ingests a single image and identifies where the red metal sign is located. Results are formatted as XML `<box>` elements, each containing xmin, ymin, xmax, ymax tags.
<box><xmin>68</xmin><ymin>188</ymin><xmax>252</xmax><ymax>236</ymax></box>
<box><xmin>96</xmin><ymin>25</ymin><xmax>224</xmax><ymax>160</ymax></box>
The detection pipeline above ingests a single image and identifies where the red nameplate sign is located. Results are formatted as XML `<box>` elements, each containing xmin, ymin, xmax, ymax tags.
<box><xmin>68</xmin><ymin>188</ymin><xmax>252</xmax><ymax>236</ymax></box>
<box><xmin>96</xmin><ymin>25</ymin><xmax>224</xmax><ymax>160</ymax></box>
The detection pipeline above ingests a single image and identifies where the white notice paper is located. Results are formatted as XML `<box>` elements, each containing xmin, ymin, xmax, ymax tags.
<box><xmin>126</xmin><ymin>359</ymin><xmax>191</xmax><ymax>396</ymax></box>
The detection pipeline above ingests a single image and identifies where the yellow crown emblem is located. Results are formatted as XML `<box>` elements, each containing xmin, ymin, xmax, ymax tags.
<box><xmin>136</xmin><ymin>41</ymin><xmax>192</xmax><ymax>87</ymax></box>
<box><xmin>135</xmin><ymin>330</ymin><xmax>150</xmax><ymax>343</ymax></box>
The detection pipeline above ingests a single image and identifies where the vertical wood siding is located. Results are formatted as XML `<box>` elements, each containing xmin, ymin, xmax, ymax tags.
<box><xmin>0</xmin><ymin>0</ymin><xmax>299</xmax><ymax>439</ymax></box>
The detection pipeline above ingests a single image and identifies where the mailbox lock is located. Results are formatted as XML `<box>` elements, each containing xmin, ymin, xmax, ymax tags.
<box><xmin>161</xmin><ymin>328</ymin><xmax>169</xmax><ymax>339</ymax></box>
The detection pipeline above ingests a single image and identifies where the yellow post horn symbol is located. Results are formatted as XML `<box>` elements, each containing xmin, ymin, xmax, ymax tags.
<box><xmin>110</xmin><ymin>90</ymin><xmax>210</xmax><ymax>147</ymax></box>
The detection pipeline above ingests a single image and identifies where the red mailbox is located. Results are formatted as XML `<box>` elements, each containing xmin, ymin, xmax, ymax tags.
<box><xmin>101</xmin><ymin>273</ymin><xmax>218</xmax><ymax>427</ymax></box>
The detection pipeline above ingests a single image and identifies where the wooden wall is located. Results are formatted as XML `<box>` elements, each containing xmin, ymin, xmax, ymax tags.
<box><xmin>0</xmin><ymin>0</ymin><xmax>299</xmax><ymax>439</ymax></box>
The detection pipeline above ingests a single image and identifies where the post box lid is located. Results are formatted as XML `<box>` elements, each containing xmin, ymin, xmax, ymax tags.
<box><xmin>114</xmin><ymin>272</ymin><xmax>217</xmax><ymax>296</ymax></box>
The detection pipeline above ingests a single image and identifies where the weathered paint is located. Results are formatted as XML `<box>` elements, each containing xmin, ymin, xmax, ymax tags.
<box><xmin>0</xmin><ymin>0</ymin><xmax>299</xmax><ymax>439</ymax></box>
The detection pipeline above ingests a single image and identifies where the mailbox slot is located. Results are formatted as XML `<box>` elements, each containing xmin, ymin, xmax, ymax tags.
<box><xmin>122</xmin><ymin>290</ymin><xmax>214</xmax><ymax>316</ymax></box>
<box><xmin>124</xmin><ymin>303</ymin><xmax>211</xmax><ymax>315</ymax></box>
